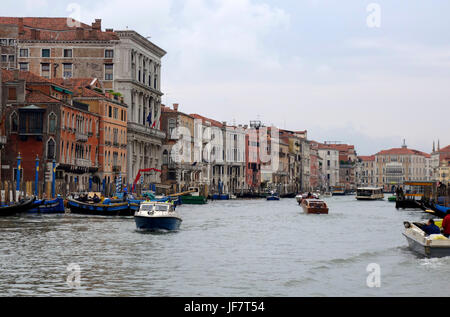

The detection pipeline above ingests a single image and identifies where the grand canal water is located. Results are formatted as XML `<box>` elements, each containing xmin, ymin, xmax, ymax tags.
<box><xmin>0</xmin><ymin>195</ymin><xmax>449</xmax><ymax>297</ymax></box>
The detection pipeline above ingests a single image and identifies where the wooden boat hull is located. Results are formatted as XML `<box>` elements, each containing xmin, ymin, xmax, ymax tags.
<box><xmin>302</xmin><ymin>205</ymin><xmax>329</xmax><ymax>214</ymax></box>
<box><xmin>0</xmin><ymin>198</ymin><xmax>36</xmax><ymax>216</ymax></box>
<box><xmin>29</xmin><ymin>198</ymin><xmax>65</xmax><ymax>214</ymax></box>
<box><xmin>67</xmin><ymin>199</ymin><xmax>133</xmax><ymax>216</ymax></box>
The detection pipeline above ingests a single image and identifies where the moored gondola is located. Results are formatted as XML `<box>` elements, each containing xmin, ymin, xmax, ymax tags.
<box><xmin>0</xmin><ymin>197</ymin><xmax>36</xmax><ymax>217</ymax></box>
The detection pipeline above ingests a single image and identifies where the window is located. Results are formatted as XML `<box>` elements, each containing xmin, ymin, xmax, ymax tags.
<box><xmin>63</xmin><ymin>49</ymin><xmax>72</xmax><ymax>58</ymax></box>
<box><xmin>19</xmin><ymin>110</ymin><xmax>44</xmax><ymax>134</ymax></box>
<box><xmin>19</xmin><ymin>62</ymin><xmax>29</xmax><ymax>71</ymax></box>
<box><xmin>19</xmin><ymin>49</ymin><xmax>28</xmax><ymax>57</ymax></box>
<box><xmin>105</xmin><ymin>50</ymin><xmax>114</xmax><ymax>58</ymax></box>
<box><xmin>41</xmin><ymin>63</ymin><xmax>50</xmax><ymax>78</ymax></box>
<box><xmin>113</xmin><ymin>107</ymin><xmax>118</xmax><ymax>119</ymax></box>
<box><xmin>10</xmin><ymin>112</ymin><xmax>18</xmax><ymax>132</ymax></box>
<box><xmin>63</xmin><ymin>63</ymin><xmax>72</xmax><ymax>79</ymax></box>
<box><xmin>8</xmin><ymin>55</ymin><xmax>14</xmax><ymax>63</ymax></box>
<box><xmin>1</xmin><ymin>55</ymin><xmax>6</xmax><ymax>62</ymax></box>
<box><xmin>105</xmin><ymin>64</ymin><xmax>114</xmax><ymax>80</ymax></box>
<box><xmin>42</xmin><ymin>49</ymin><xmax>50</xmax><ymax>58</ymax></box>
<box><xmin>47</xmin><ymin>139</ymin><xmax>56</xmax><ymax>159</ymax></box>
<box><xmin>168</xmin><ymin>119</ymin><xmax>176</xmax><ymax>138</ymax></box>
<box><xmin>9</xmin><ymin>39</ymin><xmax>15</xmax><ymax>46</ymax></box>
<box><xmin>48</xmin><ymin>113</ymin><xmax>57</xmax><ymax>133</ymax></box>
<box><xmin>8</xmin><ymin>87</ymin><xmax>16</xmax><ymax>101</ymax></box>
<box><xmin>109</xmin><ymin>106</ymin><xmax>112</xmax><ymax>118</ymax></box>
<box><xmin>0</xmin><ymin>39</ymin><xmax>7</xmax><ymax>46</ymax></box>
<box><xmin>154</xmin><ymin>75</ymin><xmax>158</xmax><ymax>89</ymax></box>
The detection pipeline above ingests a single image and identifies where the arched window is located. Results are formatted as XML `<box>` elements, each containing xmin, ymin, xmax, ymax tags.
<box><xmin>10</xmin><ymin>112</ymin><xmax>18</xmax><ymax>132</ymax></box>
<box><xmin>62</xmin><ymin>112</ymin><xmax>65</xmax><ymax>129</ymax></box>
<box><xmin>48</xmin><ymin>112</ymin><xmax>57</xmax><ymax>133</ymax></box>
<box><xmin>163</xmin><ymin>150</ymin><xmax>169</xmax><ymax>165</ymax></box>
<box><xmin>47</xmin><ymin>138</ymin><xmax>56</xmax><ymax>159</ymax></box>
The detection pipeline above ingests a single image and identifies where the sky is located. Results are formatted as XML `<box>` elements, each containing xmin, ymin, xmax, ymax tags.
<box><xmin>2</xmin><ymin>0</ymin><xmax>450</xmax><ymax>155</ymax></box>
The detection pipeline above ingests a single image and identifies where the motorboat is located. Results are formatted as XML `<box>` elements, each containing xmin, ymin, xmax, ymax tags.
<box><xmin>322</xmin><ymin>192</ymin><xmax>332</xmax><ymax>198</ymax></box>
<box><xmin>267</xmin><ymin>191</ymin><xmax>280</xmax><ymax>201</ymax></box>
<box><xmin>403</xmin><ymin>221</ymin><xmax>450</xmax><ymax>258</ymax></box>
<box><xmin>356</xmin><ymin>187</ymin><xmax>384</xmax><ymax>200</ymax></box>
<box><xmin>301</xmin><ymin>199</ymin><xmax>329</xmax><ymax>214</ymax></box>
<box><xmin>0</xmin><ymin>197</ymin><xmax>36</xmax><ymax>217</ymax></box>
<box><xmin>296</xmin><ymin>193</ymin><xmax>319</xmax><ymax>204</ymax></box>
<box><xmin>135</xmin><ymin>201</ymin><xmax>182</xmax><ymax>232</ymax></box>
<box><xmin>181</xmin><ymin>187</ymin><xmax>208</xmax><ymax>205</ymax></box>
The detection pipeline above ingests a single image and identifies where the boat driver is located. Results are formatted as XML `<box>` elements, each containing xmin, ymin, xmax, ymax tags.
<box><xmin>442</xmin><ymin>214</ymin><xmax>450</xmax><ymax>238</ymax></box>
<box><xmin>422</xmin><ymin>219</ymin><xmax>441</xmax><ymax>236</ymax></box>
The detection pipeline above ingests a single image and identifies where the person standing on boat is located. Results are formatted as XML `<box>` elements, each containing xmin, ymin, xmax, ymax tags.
<box><xmin>442</xmin><ymin>214</ymin><xmax>450</xmax><ymax>238</ymax></box>
<box><xmin>423</xmin><ymin>219</ymin><xmax>441</xmax><ymax>236</ymax></box>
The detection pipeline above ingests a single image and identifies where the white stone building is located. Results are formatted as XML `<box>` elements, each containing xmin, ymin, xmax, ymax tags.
<box><xmin>113</xmin><ymin>30</ymin><xmax>167</xmax><ymax>185</ymax></box>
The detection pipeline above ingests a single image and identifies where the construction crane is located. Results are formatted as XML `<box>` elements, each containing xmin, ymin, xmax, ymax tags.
<box><xmin>131</xmin><ymin>168</ymin><xmax>162</xmax><ymax>193</ymax></box>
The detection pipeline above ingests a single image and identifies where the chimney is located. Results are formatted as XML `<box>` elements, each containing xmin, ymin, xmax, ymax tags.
<box><xmin>222</xmin><ymin>121</ymin><xmax>227</xmax><ymax>126</ymax></box>
<box><xmin>105</xmin><ymin>28</ymin><xmax>114</xmax><ymax>33</ymax></box>
<box><xmin>92</xmin><ymin>19</ymin><xmax>102</xmax><ymax>31</ymax></box>
<box><xmin>18</xmin><ymin>18</ymin><xmax>24</xmax><ymax>35</ymax></box>
<box><xmin>173</xmin><ymin>103</ymin><xmax>179</xmax><ymax>112</ymax></box>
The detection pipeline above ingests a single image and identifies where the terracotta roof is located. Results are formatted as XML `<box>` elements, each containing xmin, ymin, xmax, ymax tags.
<box><xmin>376</xmin><ymin>147</ymin><xmax>431</xmax><ymax>158</ymax></box>
<box><xmin>0</xmin><ymin>17</ymin><xmax>119</xmax><ymax>41</ymax></box>
<box><xmin>190</xmin><ymin>114</ymin><xmax>224</xmax><ymax>128</ymax></box>
<box><xmin>161</xmin><ymin>105</ymin><xmax>177</xmax><ymax>113</ymax></box>
<box><xmin>53</xmin><ymin>78</ymin><xmax>101</xmax><ymax>89</ymax></box>
<box><xmin>439</xmin><ymin>145</ymin><xmax>450</xmax><ymax>153</ymax></box>
<box><xmin>359</xmin><ymin>155</ymin><xmax>375</xmax><ymax>161</ymax></box>
<box><xmin>1</xmin><ymin>69</ymin><xmax>52</xmax><ymax>84</ymax></box>
<box><xmin>26</xmin><ymin>89</ymin><xmax>61</xmax><ymax>103</ymax></box>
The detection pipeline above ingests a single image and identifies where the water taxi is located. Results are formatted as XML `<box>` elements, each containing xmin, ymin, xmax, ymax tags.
<box><xmin>403</xmin><ymin>221</ymin><xmax>450</xmax><ymax>258</ymax></box>
<box><xmin>301</xmin><ymin>199</ymin><xmax>329</xmax><ymax>214</ymax></box>
<box><xmin>356</xmin><ymin>187</ymin><xmax>384</xmax><ymax>200</ymax></box>
<box><xmin>135</xmin><ymin>201</ymin><xmax>182</xmax><ymax>232</ymax></box>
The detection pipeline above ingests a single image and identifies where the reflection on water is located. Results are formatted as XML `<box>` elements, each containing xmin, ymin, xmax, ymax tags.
<box><xmin>0</xmin><ymin>196</ymin><xmax>449</xmax><ymax>296</ymax></box>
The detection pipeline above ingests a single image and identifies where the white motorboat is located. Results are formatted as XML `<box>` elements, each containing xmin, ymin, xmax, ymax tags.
<box><xmin>403</xmin><ymin>221</ymin><xmax>450</xmax><ymax>258</ymax></box>
<box><xmin>135</xmin><ymin>201</ymin><xmax>182</xmax><ymax>232</ymax></box>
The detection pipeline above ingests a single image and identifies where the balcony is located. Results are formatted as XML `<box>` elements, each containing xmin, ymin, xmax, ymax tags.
<box><xmin>75</xmin><ymin>132</ymin><xmax>88</xmax><ymax>142</ymax></box>
<box><xmin>76</xmin><ymin>159</ymin><xmax>92</xmax><ymax>167</ymax></box>
<box><xmin>112</xmin><ymin>166</ymin><xmax>121</xmax><ymax>173</ymax></box>
<box><xmin>128</xmin><ymin>122</ymin><xmax>166</xmax><ymax>140</ymax></box>
<box><xmin>113</xmin><ymin>141</ymin><xmax>120</xmax><ymax>147</ymax></box>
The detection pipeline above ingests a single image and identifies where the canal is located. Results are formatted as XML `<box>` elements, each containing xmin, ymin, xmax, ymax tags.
<box><xmin>0</xmin><ymin>196</ymin><xmax>449</xmax><ymax>296</ymax></box>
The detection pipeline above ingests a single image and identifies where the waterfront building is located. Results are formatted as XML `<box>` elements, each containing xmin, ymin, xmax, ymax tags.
<box><xmin>0</xmin><ymin>69</ymin><xmax>99</xmax><ymax>192</ymax></box>
<box><xmin>190</xmin><ymin>114</ymin><xmax>246</xmax><ymax>196</ymax></box>
<box><xmin>0</xmin><ymin>18</ymin><xmax>167</xmax><ymax>187</ymax></box>
<box><xmin>0</xmin><ymin>23</ymin><xmax>18</xmax><ymax>70</ymax></box>
<box><xmin>160</xmin><ymin>104</ymin><xmax>204</xmax><ymax>192</ymax></box>
<box><xmin>431</xmin><ymin>143</ymin><xmax>450</xmax><ymax>182</ymax></box>
<box><xmin>55</xmin><ymin>78</ymin><xmax>128</xmax><ymax>186</ymax></box>
<box><xmin>245</xmin><ymin>121</ymin><xmax>262</xmax><ymax>192</ymax></box>
<box><xmin>374</xmin><ymin>141</ymin><xmax>431</xmax><ymax>191</ymax></box>
<box><xmin>318</xmin><ymin>144</ymin><xmax>340</xmax><ymax>189</ymax></box>
<box><xmin>357</xmin><ymin>156</ymin><xmax>377</xmax><ymax>187</ymax></box>
<box><xmin>309</xmin><ymin>141</ymin><xmax>323</xmax><ymax>191</ymax></box>
<box><xmin>321</xmin><ymin>142</ymin><xmax>357</xmax><ymax>191</ymax></box>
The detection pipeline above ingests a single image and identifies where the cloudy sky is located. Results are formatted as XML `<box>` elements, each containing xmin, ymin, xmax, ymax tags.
<box><xmin>3</xmin><ymin>0</ymin><xmax>450</xmax><ymax>155</ymax></box>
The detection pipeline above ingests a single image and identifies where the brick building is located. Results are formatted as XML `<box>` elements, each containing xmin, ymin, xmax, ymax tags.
<box><xmin>0</xmin><ymin>69</ymin><xmax>99</xmax><ymax>192</ymax></box>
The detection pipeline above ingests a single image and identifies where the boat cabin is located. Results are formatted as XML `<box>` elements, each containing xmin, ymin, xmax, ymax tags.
<box><xmin>137</xmin><ymin>202</ymin><xmax>174</xmax><ymax>216</ymax></box>
<box><xmin>356</xmin><ymin>187</ymin><xmax>384</xmax><ymax>200</ymax></box>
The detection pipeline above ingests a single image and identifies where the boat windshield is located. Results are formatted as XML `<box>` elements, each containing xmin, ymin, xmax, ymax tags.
<box><xmin>309</xmin><ymin>202</ymin><xmax>326</xmax><ymax>208</ymax></box>
<box><xmin>140</xmin><ymin>205</ymin><xmax>154</xmax><ymax>211</ymax></box>
<box><xmin>155</xmin><ymin>205</ymin><xmax>169</xmax><ymax>212</ymax></box>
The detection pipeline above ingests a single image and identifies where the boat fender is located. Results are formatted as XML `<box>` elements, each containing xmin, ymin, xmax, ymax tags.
<box><xmin>404</xmin><ymin>222</ymin><xmax>411</xmax><ymax>229</ymax></box>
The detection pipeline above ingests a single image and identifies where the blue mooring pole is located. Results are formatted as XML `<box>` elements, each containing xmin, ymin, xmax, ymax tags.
<box><xmin>35</xmin><ymin>156</ymin><xmax>39</xmax><ymax>197</ymax></box>
<box><xmin>52</xmin><ymin>159</ymin><xmax>56</xmax><ymax>198</ymax></box>
<box><xmin>16</xmin><ymin>153</ymin><xmax>21</xmax><ymax>192</ymax></box>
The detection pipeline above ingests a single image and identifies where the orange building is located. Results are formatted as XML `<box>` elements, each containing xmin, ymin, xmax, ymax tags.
<box><xmin>55</xmin><ymin>78</ymin><xmax>128</xmax><ymax>186</ymax></box>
